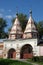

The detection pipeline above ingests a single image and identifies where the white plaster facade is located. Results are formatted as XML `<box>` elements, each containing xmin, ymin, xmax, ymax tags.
<box><xmin>0</xmin><ymin>10</ymin><xmax>43</xmax><ymax>59</ymax></box>
<box><xmin>3</xmin><ymin>38</ymin><xmax>40</xmax><ymax>59</ymax></box>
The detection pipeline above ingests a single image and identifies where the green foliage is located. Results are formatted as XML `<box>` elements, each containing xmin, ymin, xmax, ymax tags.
<box><xmin>0</xmin><ymin>18</ymin><xmax>7</xmax><ymax>31</ymax></box>
<box><xmin>39</xmin><ymin>56</ymin><xmax>43</xmax><ymax>62</ymax></box>
<box><xmin>0</xmin><ymin>18</ymin><xmax>8</xmax><ymax>39</ymax></box>
<box><xmin>37</xmin><ymin>21</ymin><xmax>43</xmax><ymax>38</ymax></box>
<box><xmin>32</xmin><ymin>56</ymin><xmax>43</xmax><ymax>62</ymax></box>
<box><xmin>0</xmin><ymin>13</ymin><xmax>43</xmax><ymax>39</ymax></box>
<box><xmin>12</xmin><ymin>13</ymin><xmax>43</xmax><ymax>38</ymax></box>
<box><xmin>0</xmin><ymin>59</ymin><xmax>32</xmax><ymax>65</ymax></box>
<box><xmin>27</xmin><ymin>56</ymin><xmax>43</xmax><ymax>65</ymax></box>
<box><xmin>32</xmin><ymin>56</ymin><xmax>39</xmax><ymax>62</ymax></box>
<box><xmin>12</xmin><ymin>13</ymin><xmax>28</xmax><ymax>31</ymax></box>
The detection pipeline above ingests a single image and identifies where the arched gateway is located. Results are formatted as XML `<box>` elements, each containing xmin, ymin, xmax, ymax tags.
<box><xmin>20</xmin><ymin>44</ymin><xmax>33</xmax><ymax>59</ymax></box>
<box><xmin>8</xmin><ymin>48</ymin><xmax>16</xmax><ymax>58</ymax></box>
<box><xmin>2</xmin><ymin>10</ymin><xmax>38</xmax><ymax>59</ymax></box>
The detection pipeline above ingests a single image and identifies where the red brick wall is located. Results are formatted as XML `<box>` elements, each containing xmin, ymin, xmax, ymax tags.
<box><xmin>23</xmin><ymin>53</ymin><xmax>33</xmax><ymax>59</ymax></box>
<box><xmin>13</xmin><ymin>52</ymin><xmax>16</xmax><ymax>58</ymax></box>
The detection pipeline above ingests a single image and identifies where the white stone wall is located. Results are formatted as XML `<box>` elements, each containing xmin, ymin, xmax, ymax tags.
<box><xmin>3</xmin><ymin>38</ymin><xmax>40</xmax><ymax>59</ymax></box>
<box><xmin>39</xmin><ymin>46</ymin><xmax>43</xmax><ymax>56</ymax></box>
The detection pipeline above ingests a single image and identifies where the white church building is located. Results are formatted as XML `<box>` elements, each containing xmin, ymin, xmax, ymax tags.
<box><xmin>0</xmin><ymin>10</ymin><xmax>43</xmax><ymax>59</ymax></box>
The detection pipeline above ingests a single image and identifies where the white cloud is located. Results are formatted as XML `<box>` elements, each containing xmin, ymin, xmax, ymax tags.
<box><xmin>8</xmin><ymin>9</ymin><xmax>12</xmax><ymax>12</ymax></box>
<box><xmin>6</xmin><ymin>15</ymin><xmax>12</xmax><ymax>19</ymax></box>
<box><xmin>0</xmin><ymin>13</ymin><xmax>3</xmax><ymax>18</ymax></box>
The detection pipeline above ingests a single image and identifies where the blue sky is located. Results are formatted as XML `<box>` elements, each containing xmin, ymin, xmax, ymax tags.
<box><xmin>0</xmin><ymin>0</ymin><xmax>43</xmax><ymax>32</ymax></box>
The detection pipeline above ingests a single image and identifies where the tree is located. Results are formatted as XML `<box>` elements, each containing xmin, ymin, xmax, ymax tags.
<box><xmin>10</xmin><ymin>13</ymin><xmax>43</xmax><ymax>39</ymax></box>
<box><xmin>37</xmin><ymin>21</ymin><xmax>43</xmax><ymax>38</ymax></box>
<box><xmin>0</xmin><ymin>18</ymin><xmax>8</xmax><ymax>39</ymax></box>
<box><xmin>12</xmin><ymin>13</ymin><xmax>28</xmax><ymax>31</ymax></box>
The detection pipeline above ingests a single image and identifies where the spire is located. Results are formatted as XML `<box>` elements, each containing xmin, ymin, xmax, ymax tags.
<box><xmin>9</xmin><ymin>14</ymin><xmax>23</xmax><ymax>39</ymax></box>
<box><xmin>23</xmin><ymin>10</ymin><xmax>38</xmax><ymax>39</ymax></box>
<box><xmin>16</xmin><ymin>13</ymin><xmax>18</xmax><ymax>17</ymax></box>
<box><xmin>30</xmin><ymin>9</ymin><xmax>32</xmax><ymax>17</ymax></box>
<box><xmin>24</xmin><ymin>10</ymin><xmax>37</xmax><ymax>33</ymax></box>
<box><xmin>16</xmin><ymin>6</ymin><xmax>18</xmax><ymax>18</ymax></box>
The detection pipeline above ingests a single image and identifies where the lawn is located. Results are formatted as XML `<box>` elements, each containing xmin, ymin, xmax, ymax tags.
<box><xmin>27</xmin><ymin>58</ymin><xmax>43</xmax><ymax>65</ymax></box>
<box><xmin>38</xmin><ymin>62</ymin><xmax>43</xmax><ymax>65</ymax></box>
<box><xmin>0</xmin><ymin>59</ymin><xmax>32</xmax><ymax>65</ymax></box>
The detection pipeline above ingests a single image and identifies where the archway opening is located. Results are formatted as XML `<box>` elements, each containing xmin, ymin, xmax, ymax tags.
<box><xmin>8</xmin><ymin>48</ymin><xmax>16</xmax><ymax>58</ymax></box>
<box><xmin>20</xmin><ymin>44</ymin><xmax>33</xmax><ymax>59</ymax></box>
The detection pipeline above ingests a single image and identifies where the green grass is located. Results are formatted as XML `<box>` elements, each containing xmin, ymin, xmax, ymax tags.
<box><xmin>27</xmin><ymin>59</ymin><xmax>43</xmax><ymax>65</ymax></box>
<box><xmin>37</xmin><ymin>62</ymin><xmax>43</xmax><ymax>65</ymax></box>
<box><xmin>0</xmin><ymin>59</ymin><xmax>32</xmax><ymax>65</ymax></box>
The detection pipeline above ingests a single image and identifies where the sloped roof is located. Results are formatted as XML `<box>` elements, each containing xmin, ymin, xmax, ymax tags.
<box><xmin>10</xmin><ymin>15</ymin><xmax>23</xmax><ymax>34</ymax></box>
<box><xmin>24</xmin><ymin>10</ymin><xmax>37</xmax><ymax>33</ymax></box>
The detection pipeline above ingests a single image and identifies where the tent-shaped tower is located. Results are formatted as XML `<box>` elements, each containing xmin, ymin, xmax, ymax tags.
<box><xmin>9</xmin><ymin>14</ymin><xmax>23</xmax><ymax>39</ymax></box>
<box><xmin>23</xmin><ymin>10</ymin><xmax>38</xmax><ymax>39</ymax></box>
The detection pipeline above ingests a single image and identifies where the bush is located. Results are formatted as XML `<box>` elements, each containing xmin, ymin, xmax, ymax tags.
<box><xmin>39</xmin><ymin>56</ymin><xmax>43</xmax><ymax>62</ymax></box>
<box><xmin>32</xmin><ymin>56</ymin><xmax>39</xmax><ymax>62</ymax></box>
<box><xmin>32</xmin><ymin>56</ymin><xmax>43</xmax><ymax>62</ymax></box>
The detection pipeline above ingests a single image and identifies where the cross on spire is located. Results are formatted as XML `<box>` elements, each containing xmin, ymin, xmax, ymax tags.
<box><xmin>16</xmin><ymin>6</ymin><xmax>18</xmax><ymax>16</ymax></box>
<box><xmin>30</xmin><ymin>9</ymin><xmax>32</xmax><ymax>16</ymax></box>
